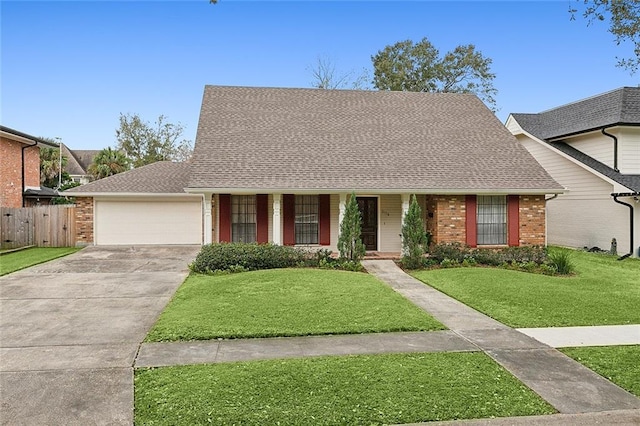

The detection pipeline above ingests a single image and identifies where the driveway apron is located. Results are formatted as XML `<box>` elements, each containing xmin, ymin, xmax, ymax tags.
<box><xmin>0</xmin><ymin>245</ymin><xmax>199</xmax><ymax>426</ymax></box>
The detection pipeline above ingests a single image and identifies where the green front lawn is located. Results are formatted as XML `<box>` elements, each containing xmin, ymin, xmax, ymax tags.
<box><xmin>561</xmin><ymin>345</ymin><xmax>640</xmax><ymax>397</ymax></box>
<box><xmin>411</xmin><ymin>249</ymin><xmax>640</xmax><ymax>327</ymax></box>
<box><xmin>0</xmin><ymin>247</ymin><xmax>80</xmax><ymax>276</ymax></box>
<box><xmin>135</xmin><ymin>352</ymin><xmax>555</xmax><ymax>425</ymax></box>
<box><xmin>146</xmin><ymin>268</ymin><xmax>443</xmax><ymax>342</ymax></box>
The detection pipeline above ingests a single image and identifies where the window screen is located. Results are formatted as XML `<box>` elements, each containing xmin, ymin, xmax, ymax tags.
<box><xmin>231</xmin><ymin>195</ymin><xmax>256</xmax><ymax>243</ymax></box>
<box><xmin>295</xmin><ymin>195</ymin><xmax>319</xmax><ymax>244</ymax></box>
<box><xmin>477</xmin><ymin>195</ymin><xmax>506</xmax><ymax>245</ymax></box>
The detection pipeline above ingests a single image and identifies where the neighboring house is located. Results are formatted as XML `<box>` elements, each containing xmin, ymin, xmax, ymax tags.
<box><xmin>66</xmin><ymin>86</ymin><xmax>562</xmax><ymax>248</ymax></box>
<box><xmin>507</xmin><ymin>87</ymin><xmax>640</xmax><ymax>258</ymax></box>
<box><xmin>0</xmin><ymin>125</ymin><xmax>59</xmax><ymax>207</ymax></box>
<box><xmin>61</xmin><ymin>145</ymin><xmax>100</xmax><ymax>185</ymax></box>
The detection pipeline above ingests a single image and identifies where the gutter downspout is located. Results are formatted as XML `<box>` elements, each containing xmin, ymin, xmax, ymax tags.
<box><xmin>611</xmin><ymin>193</ymin><xmax>636</xmax><ymax>260</ymax></box>
<box><xmin>21</xmin><ymin>139</ymin><xmax>38</xmax><ymax>207</ymax></box>
<box><xmin>601</xmin><ymin>128</ymin><xmax>619</xmax><ymax>172</ymax></box>
<box><xmin>544</xmin><ymin>194</ymin><xmax>558</xmax><ymax>247</ymax></box>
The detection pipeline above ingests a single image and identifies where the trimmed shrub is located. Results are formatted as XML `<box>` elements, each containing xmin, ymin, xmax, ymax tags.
<box><xmin>190</xmin><ymin>243</ymin><xmax>308</xmax><ymax>274</ymax></box>
<box><xmin>429</xmin><ymin>243</ymin><xmax>470</xmax><ymax>263</ymax></box>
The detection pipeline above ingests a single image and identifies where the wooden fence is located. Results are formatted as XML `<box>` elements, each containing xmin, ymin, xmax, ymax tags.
<box><xmin>0</xmin><ymin>205</ymin><xmax>76</xmax><ymax>249</ymax></box>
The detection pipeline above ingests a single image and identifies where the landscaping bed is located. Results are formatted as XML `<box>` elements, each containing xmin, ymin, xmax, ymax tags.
<box><xmin>411</xmin><ymin>249</ymin><xmax>640</xmax><ymax>327</ymax></box>
<box><xmin>135</xmin><ymin>352</ymin><xmax>555</xmax><ymax>425</ymax></box>
<box><xmin>146</xmin><ymin>268</ymin><xmax>443</xmax><ymax>341</ymax></box>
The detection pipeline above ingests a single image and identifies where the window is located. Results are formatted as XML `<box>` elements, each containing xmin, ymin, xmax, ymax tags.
<box><xmin>477</xmin><ymin>195</ymin><xmax>506</xmax><ymax>245</ymax></box>
<box><xmin>231</xmin><ymin>195</ymin><xmax>256</xmax><ymax>243</ymax></box>
<box><xmin>295</xmin><ymin>195</ymin><xmax>319</xmax><ymax>244</ymax></box>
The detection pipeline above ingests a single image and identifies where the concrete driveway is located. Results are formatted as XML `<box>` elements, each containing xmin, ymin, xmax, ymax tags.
<box><xmin>0</xmin><ymin>245</ymin><xmax>200</xmax><ymax>426</ymax></box>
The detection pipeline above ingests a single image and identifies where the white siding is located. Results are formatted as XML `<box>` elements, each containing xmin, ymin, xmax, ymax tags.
<box><xmin>519</xmin><ymin>135</ymin><xmax>632</xmax><ymax>253</ymax></box>
<box><xmin>95</xmin><ymin>198</ymin><xmax>203</xmax><ymax>245</ymax></box>
<box><xmin>379</xmin><ymin>194</ymin><xmax>403</xmax><ymax>252</ymax></box>
<box><xmin>565</xmin><ymin>131</ymin><xmax>614</xmax><ymax>169</ymax></box>
<box><xmin>617</xmin><ymin>127</ymin><xmax>640</xmax><ymax>174</ymax></box>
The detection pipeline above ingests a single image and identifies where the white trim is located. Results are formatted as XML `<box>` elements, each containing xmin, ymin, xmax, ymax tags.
<box><xmin>204</xmin><ymin>193</ymin><xmax>212</xmax><ymax>245</ymax></box>
<box><xmin>272</xmin><ymin>194</ymin><xmax>282</xmax><ymax>245</ymax></box>
<box><xmin>184</xmin><ymin>187</ymin><xmax>563</xmax><ymax>195</ymax></box>
<box><xmin>63</xmin><ymin>192</ymin><xmax>202</xmax><ymax>198</ymax></box>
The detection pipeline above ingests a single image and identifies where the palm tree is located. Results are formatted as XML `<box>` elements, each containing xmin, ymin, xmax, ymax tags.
<box><xmin>88</xmin><ymin>147</ymin><xmax>130</xmax><ymax>180</ymax></box>
<box><xmin>40</xmin><ymin>147</ymin><xmax>67</xmax><ymax>188</ymax></box>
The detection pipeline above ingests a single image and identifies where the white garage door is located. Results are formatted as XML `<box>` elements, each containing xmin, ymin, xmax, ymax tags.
<box><xmin>95</xmin><ymin>199</ymin><xmax>202</xmax><ymax>245</ymax></box>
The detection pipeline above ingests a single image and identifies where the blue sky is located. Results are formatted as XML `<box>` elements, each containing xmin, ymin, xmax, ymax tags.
<box><xmin>1</xmin><ymin>1</ymin><xmax>638</xmax><ymax>150</ymax></box>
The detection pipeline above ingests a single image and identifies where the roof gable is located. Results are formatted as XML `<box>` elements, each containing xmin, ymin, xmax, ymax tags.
<box><xmin>189</xmin><ymin>86</ymin><xmax>561</xmax><ymax>192</ymax></box>
<box><xmin>511</xmin><ymin>87</ymin><xmax>640</xmax><ymax>140</ymax></box>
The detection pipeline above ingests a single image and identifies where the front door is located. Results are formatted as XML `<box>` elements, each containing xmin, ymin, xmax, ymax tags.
<box><xmin>357</xmin><ymin>197</ymin><xmax>378</xmax><ymax>251</ymax></box>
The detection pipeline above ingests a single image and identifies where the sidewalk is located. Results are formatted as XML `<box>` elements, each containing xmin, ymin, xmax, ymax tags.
<box><xmin>361</xmin><ymin>260</ymin><xmax>640</xmax><ymax>414</ymax></box>
<box><xmin>133</xmin><ymin>260</ymin><xmax>640</xmax><ymax>424</ymax></box>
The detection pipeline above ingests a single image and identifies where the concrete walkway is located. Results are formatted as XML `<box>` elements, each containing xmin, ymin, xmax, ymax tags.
<box><xmin>361</xmin><ymin>260</ymin><xmax>640</xmax><ymax>415</ymax></box>
<box><xmin>517</xmin><ymin>324</ymin><xmax>640</xmax><ymax>347</ymax></box>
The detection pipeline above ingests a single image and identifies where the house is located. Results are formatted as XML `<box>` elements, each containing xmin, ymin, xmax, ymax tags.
<box><xmin>66</xmin><ymin>86</ymin><xmax>562</xmax><ymax>249</ymax></box>
<box><xmin>61</xmin><ymin>145</ymin><xmax>100</xmax><ymax>185</ymax></box>
<box><xmin>506</xmin><ymin>87</ymin><xmax>640</xmax><ymax>258</ymax></box>
<box><xmin>0</xmin><ymin>125</ymin><xmax>60</xmax><ymax>207</ymax></box>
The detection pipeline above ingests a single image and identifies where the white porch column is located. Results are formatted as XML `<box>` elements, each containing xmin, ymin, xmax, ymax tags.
<box><xmin>203</xmin><ymin>193</ymin><xmax>213</xmax><ymax>244</ymax></box>
<box><xmin>401</xmin><ymin>193</ymin><xmax>411</xmax><ymax>223</ymax></box>
<box><xmin>272</xmin><ymin>193</ymin><xmax>282</xmax><ymax>245</ymax></box>
<box><xmin>338</xmin><ymin>193</ymin><xmax>347</xmax><ymax>227</ymax></box>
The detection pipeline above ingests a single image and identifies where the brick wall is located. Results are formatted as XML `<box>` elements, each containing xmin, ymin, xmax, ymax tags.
<box><xmin>75</xmin><ymin>197</ymin><xmax>94</xmax><ymax>244</ymax></box>
<box><xmin>431</xmin><ymin>195</ymin><xmax>466</xmax><ymax>244</ymax></box>
<box><xmin>426</xmin><ymin>194</ymin><xmax>546</xmax><ymax>247</ymax></box>
<box><xmin>0</xmin><ymin>137</ymin><xmax>41</xmax><ymax>208</ymax></box>
<box><xmin>519</xmin><ymin>195</ymin><xmax>546</xmax><ymax>246</ymax></box>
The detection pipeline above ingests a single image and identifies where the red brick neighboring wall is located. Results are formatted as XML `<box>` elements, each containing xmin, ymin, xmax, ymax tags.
<box><xmin>0</xmin><ymin>137</ymin><xmax>41</xmax><ymax>207</ymax></box>
<box><xmin>519</xmin><ymin>195</ymin><xmax>546</xmax><ymax>246</ymax></box>
<box><xmin>75</xmin><ymin>197</ymin><xmax>94</xmax><ymax>244</ymax></box>
<box><xmin>430</xmin><ymin>195</ymin><xmax>466</xmax><ymax>244</ymax></box>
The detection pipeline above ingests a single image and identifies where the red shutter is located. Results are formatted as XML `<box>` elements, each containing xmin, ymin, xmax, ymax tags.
<box><xmin>283</xmin><ymin>194</ymin><xmax>295</xmax><ymax>246</ymax></box>
<box><xmin>219</xmin><ymin>194</ymin><xmax>231</xmax><ymax>243</ymax></box>
<box><xmin>508</xmin><ymin>195</ymin><xmax>520</xmax><ymax>247</ymax></box>
<box><xmin>256</xmin><ymin>194</ymin><xmax>269</xmax><ymax>243</ymax></box>
<box><xmin>465</xmin><ymin>195</ymin><xmax>477</xmax><ymax>248</ymax></box>
<box><xmin>318</xmin><ymin>194</ymin><xmax>331</xmax><ymax>246</ymax></box>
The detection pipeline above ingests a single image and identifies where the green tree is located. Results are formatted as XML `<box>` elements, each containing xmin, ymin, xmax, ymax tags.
<box><xmin>401</xmin><ymin>195</ymin><xmax>428</xmax><ymax>270</ymax></box>
<box><xmin>337</xmin><ymin>192</ymin><xmax>366</xmax><ymax>262</ymax></box>
<box><xmin>571</xmin><ymin>0</ymin><xmax>640</xmax><ymax>73</ymax></box>
<box><xmin>39</xmin><ymin>146</ymin><xmax>68</xmax><ymax>189</ymax></box>
<box><xmin>372</xmin><ymin>37</ymin><xmax>497</xmax><ymax>110</ymax></box>
<box><xmin>116</xmin><ymin>113</ymin><xmax>193</xmax><ymax>168</ymax></box>
<box><xmin>88</xmin><ymin>147</ymin><xmax>131</xmax><ymax>180</ymax></box>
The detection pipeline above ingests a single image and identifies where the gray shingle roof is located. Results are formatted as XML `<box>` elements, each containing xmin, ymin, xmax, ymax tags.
<box><xmin>512</xmin><ymin>87</ymin><xmax>640</xmax><ymax>140</ymax></box>
<box><xmin>65</xmin><ymin>161</ymin><xmax>191</xmax><ymax>194</ymax></box>
<box><xmin>62</xmin><ymin>147</ymin><xmax>101</xmax><ymax>176</ymax></box>
<box><xmin>549</xmin><ymin>142</ymin><xmax>640</xmax><ymax>193</ymax></box>
<box><xmin>189</xmin><ymin>85</ymin><xmax>561</xmax><ymax>192</ymax></box>
<box><xmin>510</xmin><ymin>87</ymin><xmax>640</xmax><ymax>194</ymax></box>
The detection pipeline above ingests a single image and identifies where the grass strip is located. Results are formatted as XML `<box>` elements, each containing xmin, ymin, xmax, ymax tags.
<box><xmin>411</xmin><ymin>249</ymin><xmax>640</xmax><ymax>327</ymax></box>
<box><xmin>146</xmin><ymin>268</ymin><xmax>443</xmax><ymax>341</ymax></box>
<box><xmin>560</xmin><ymin>345</ymin><xmax>640</xmax><ymax>397</ymax></box>
<box><xmin>135</xmin><ymin>352</ymin><xmax>555</xmax><ymax>425</ymax></box>
<box><xmin>0</xmin><ymin>247</ymin><xmax>80</xmax><ymax>276</ymax></box>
